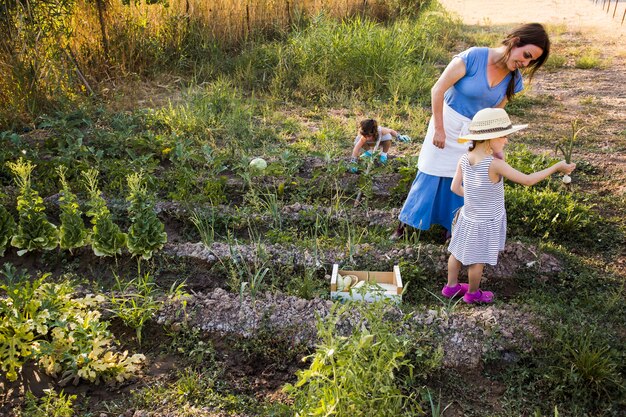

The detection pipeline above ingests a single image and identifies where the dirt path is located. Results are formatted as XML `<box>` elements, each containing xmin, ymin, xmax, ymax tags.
<box><xmin>439</xmin><ymin>0</ymin><xmax>626</xmax><ymax>41</ymax></box>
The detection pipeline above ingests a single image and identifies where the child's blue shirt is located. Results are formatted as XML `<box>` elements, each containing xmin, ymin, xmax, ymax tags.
<box><xmin>444</xmin><ymin>47</ymin><xmax>524</xmax><ymax>119</ymax></box>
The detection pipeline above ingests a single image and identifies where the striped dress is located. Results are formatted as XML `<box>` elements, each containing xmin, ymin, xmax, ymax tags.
<box><xmin>448</xmin><ymin>154</ymin><xmax>506</xmax><ymax>266</ymax></box>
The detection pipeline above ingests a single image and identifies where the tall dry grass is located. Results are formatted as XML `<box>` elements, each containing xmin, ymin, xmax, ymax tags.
<box><xmin>0</xmin><ymin>0</ymin><xmax>429</xmax><ymax>127</ymax></box>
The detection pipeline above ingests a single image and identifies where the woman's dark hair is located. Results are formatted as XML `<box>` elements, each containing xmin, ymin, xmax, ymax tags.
<box><xmin>499</xmin><ymin>23</ymin><xmax>550</xmax><ymax>101</ymax></box>
<box><xmin>360</xmin><ymin>119</ymin><xmax>379</xmax><ymax>141</ymax></box>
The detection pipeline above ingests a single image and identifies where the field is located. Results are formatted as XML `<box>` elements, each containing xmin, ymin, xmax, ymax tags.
<box><xmin>0</xmin><ymin>0</ymin><xmax>624</xmax><ymax>416</ymax></box>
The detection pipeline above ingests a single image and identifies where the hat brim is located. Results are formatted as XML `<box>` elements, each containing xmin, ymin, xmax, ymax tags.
<box><xmin>458</xmin><ymin>124</ymin><xmax>528</xmax><ymax>143</ymax></box>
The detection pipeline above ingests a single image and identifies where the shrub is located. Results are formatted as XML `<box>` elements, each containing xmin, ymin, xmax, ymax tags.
<box><xmin>7</xmin><ymin>158</ymin><xmax>58</xmax><ymax>255</ymax></box>
<box><xmin>285</xmin><ymin>299</ymin><xmax>440</xmax><ymax>416</ymax></box>
<box><xmin>0</xmin><ymin>270</ymin><xmax>144</xmax><ymax>384</ymax></box>
<box><xmin>505</xmin><ymin>187</ymin><xmax>597</xmax><ymax>242</ymax></box>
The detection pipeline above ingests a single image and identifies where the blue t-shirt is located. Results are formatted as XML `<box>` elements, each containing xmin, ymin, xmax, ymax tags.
<box><xmin>444</xmin><ymin>47</ymin><xmax>524</xmax><ymax>119</ymax></box>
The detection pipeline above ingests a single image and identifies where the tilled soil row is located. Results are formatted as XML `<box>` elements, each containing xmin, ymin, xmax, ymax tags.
<box><xmin>165</xmin><ymin>238</ymin><xmax>563</xmax><ymax>284</ymax></box>
<box><xmin>157</xmin><ymin>287</ymin><xmax>543</xmax><ymax>370</ymax></box>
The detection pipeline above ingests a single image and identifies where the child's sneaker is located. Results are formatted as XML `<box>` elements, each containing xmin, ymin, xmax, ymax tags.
<box><xmin>463</xmin><ymin>289</ymin><xmax>494</xmax><ymax>304</ymax></box>
<box><xmin>379</xmin><ymin>154</ymin><xmax>388</xmax><ymax>163</ymax></box>
<box><xmin>360</xmin><ymin>150</ymin><xmax>373</xmax><ymax>159</ymax></box>
<box><xmin>441</xmin><ymin>283</ymin><xmax>469</xmax><ymax>298</ymax></box>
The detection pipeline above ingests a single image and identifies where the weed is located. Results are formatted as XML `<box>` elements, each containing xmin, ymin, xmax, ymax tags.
<box><xmin>543</xmin><ymin>53</ymin><xmax>567</xmax><ymax>70</ymax></box>
<box><xmin>546</xmin><ymin>330</ymin><xmax>623</xmax><ymax>409</ymax></box>
<box><xmin>166</xmin><ymin>325</ymin><xmax>217</xmax><ymax>369</ymax></box>
<box><xmin>19</xmin><ymin>389</ymin><xmax>76</xmax><ymax>417</ymax></box>
<box><xmin>109</xmin><ymin>273</ymin><xmax>161</xmax><ymax>346</ymax></box>
<box><xmin>575</xmin><ymin>52</ymin><xmax>604</xmax><ymax>69</ymax></box>
<box><xmin>285</xmin><ymin>299</ymin><xmax>439</xmax><ymax>416</ymax></box>
<box><xmin>424</xmin><ymin>389</ymin><xmax>452</xmax><ymax>417</ymax></box>
<box><xmin>190</xmin><ymin>208</ymin><xmax>217</xmax><ymax>247</ymax></box>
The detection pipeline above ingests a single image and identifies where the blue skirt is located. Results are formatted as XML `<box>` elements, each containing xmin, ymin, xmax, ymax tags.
<box><xmin>398</xmin><ymin>172</ymin><xmax>464</xmax><ymax>232</ymax></box>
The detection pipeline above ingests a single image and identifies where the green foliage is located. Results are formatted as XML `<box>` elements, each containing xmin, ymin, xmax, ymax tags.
<box><xmin>0</xmin><ymin>0</ymin><xmax>79</xmax><ymax>127</ymax></box>
<box><xmin>128</xmin><ymin>368</ymin><xmax>277</xmax><ymax>415</ymax></box>
<box><xmin>56</xmin><ymin>165</ymin><xmax>89</xmax><ymax>251</ymax></box>
<box><xmin>166</xmin><ymin>325</ymin><xmax>217</xmax><ymax>369</ymax></box>
<box><xmin>506</xmin><ymin>144</ymin><xmax>556</xmax><ymax>178</ymax></box>
<box><xmin>0</xmin><ymin>203</ymin><xmax>16</xmax><ymax>256</ymax></box>
<box><xmin>505</xmin><ymin>187</ymin><xmax>598</xmax><ymax>242</ymax></box>
<box><xmin>109</xmin><ymin>274</ymin><xmax>161</xmax><ymax>346</ymax></box>
<box><xmin>126</xmin><ymin>172</ymin><xmax>167</xmax><ymax>260</ymax></box>
<box><xmin>0</xmin><ymin>267</ymin><xmax>144</xmax><ymax>384</ymax></box>
<box><xmin>19</xmin><ymin>389</ymin><xmax>76</xmax><ymax>417</ymax></box>
<box><xmin>7</xmin><ymin>158</ymin><xmax>58</xmax><ymax>255</ymax></box>
<box><xmin>272</xmin><ymin>6</ymin><xmax>458</xmax><ymax>102</ymax></box>
<box><xmin>574</xmin><ymin>52</ymin><xmax>604</xmax><ymax>69</ymax></box>
<box><xmin>543</xmin><ymin>329</ymin><xmax>623</xmax><ymax>410</ymax></box>
<box><xmin>285</xmin><ymin>300</ymin><xmax>439</xmax><ymax>416</ymax></box>
<box><xmin>82</xmin><ymin>168</ymin><xmax>127</xmax><ymax>257</ymax></box>
<box><xmin>543</xmin><ymin>54</ymin><xmax>567</xmax><ymax>70</ymax></box>
<box><xmin>190</xmin><ymin>208</ymin><xmax>217</xmax><ymax>247</ymax></box>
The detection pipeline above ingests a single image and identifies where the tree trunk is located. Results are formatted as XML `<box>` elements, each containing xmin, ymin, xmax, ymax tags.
<box><xmin>95</xmin><ymin>0</ymin><xmax>109</xmax><ymax>60</ymax></box>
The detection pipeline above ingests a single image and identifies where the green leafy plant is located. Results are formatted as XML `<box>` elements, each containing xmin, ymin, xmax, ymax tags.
<box><xmin>82</xmin><ymin>168</ymin><xmax>127</xmax><ymax>257</ymax></box>
<box><xmin>505</xmin><ymin>187</ymin><xmax>597</xmax><ymax>242</ymax></box>
<box><xmin>546</xmin><ymin>331</ymin><xmax>622</xmax><ymax>408</ymax></box>
<box><xmin>56</xmin><ymin>165</ymin><xmax>89</xmax><ymax>251</ymax></box>
<box><xmin>19</xmin><ymin>389</ymin><xmax>76</xmax><ymax>417</ymax></box>
<box><xmin>109</xmin><ymin>273</ymin><xmax>161</xmax><ymax>346</ymax></box>
<box><xmin>0</xmin><ymin>203</ymin><xmax>16</xmax><ymax>256</ymax></box>
<box><xmin>284</xmin><ymin>300</ymin><xmax>437</xmax><ymax>416</ymax></box>
<box><xmin>0</xmin><ymin>270</ymin><xmax>144</xmax><ymax>384</ymax></box>
<box><xmin>126</xmin><ymin>171</ymin><xmax>167</xmax><ymax>260</ymax></box>
<box><xmin>190</xmin><ymin>208</ymin><xmax>217</xmax><ymax>247</ymax></box>
<box><xmin>7</xmin><ymin>158</ymin><xmax>58</xmax><ymax>255</ymax></box>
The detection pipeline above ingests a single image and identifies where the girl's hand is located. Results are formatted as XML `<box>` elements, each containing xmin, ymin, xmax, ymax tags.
<box><xmin>557</xmin><ymin>160</ymin><xmax>576</xmax><ymax>174</ymax></box>
<box><xmin>432</xmin><ymin>129</ymin><xmax>446</xmax><ymax>149</ymax></box>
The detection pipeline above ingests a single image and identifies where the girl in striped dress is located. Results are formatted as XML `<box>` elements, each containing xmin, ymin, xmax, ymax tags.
<box><xmin>442</xmin><ymin>108</ymin><xmax>576</xmax><ymax>304</ymax></box>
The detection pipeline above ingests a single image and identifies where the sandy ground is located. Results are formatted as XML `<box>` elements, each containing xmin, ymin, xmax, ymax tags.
<box><xmin>438</xmin><ymin>0</ymin><xmax>626</xmax><ymax>41</ymax></box>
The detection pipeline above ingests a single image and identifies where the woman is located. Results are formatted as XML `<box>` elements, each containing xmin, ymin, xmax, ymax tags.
<box><xmin>391</xmin><ymin>23</ymin><xmax>550</xmax><ymax>240</ymax></box>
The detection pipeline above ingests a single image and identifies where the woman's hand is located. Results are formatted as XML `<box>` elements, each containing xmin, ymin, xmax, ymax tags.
<box><xmin>432</xmin><ymin>128</ymin><xmax>446</xmax><ymax>149</ymax></box>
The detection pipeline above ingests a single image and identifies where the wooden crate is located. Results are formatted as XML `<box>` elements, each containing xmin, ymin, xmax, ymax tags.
<box><xmin>330</xmin><ymin>264</ymin><xmax>403</xmax><ymax>302</ymax></box>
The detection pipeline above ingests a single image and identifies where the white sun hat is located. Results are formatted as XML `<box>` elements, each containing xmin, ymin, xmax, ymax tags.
<box><xmin>458</xmin><ymin>108</ymin><xmax>528</xmax><ymax>143</ymax></box>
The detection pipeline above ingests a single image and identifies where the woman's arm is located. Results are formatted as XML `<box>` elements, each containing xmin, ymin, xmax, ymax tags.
<box><xmin>450</xmin><ymin>161</ymin><xmax>464</xmax><ymax>196</ymax></box>
<box><xmin>490</xmin><ymin>159</ymin><xmax>576</xmax><ymax>186</ymax></box>
<box><xmin>431</xmin><ymin>57</ymin><xmax>467</xmax><ymax>149</ymax></box>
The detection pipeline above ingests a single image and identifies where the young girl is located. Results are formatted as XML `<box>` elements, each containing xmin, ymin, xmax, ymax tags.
<box><xmin>441</xmin><ymin>108</ymin><xmax>575</xmax><ymax>303</ymax></box>
<box><xmin>349</xmin><ymin>119</ymin><xmax>409</xmax><ymax>172</ymax></box>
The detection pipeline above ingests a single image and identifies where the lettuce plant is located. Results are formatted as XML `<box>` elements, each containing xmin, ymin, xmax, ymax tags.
<box><xmin>0</xmin><ymin>272</ymin><xmax>144</xmax><ymax>384</ymax></box>
<box><xmin>126</xmin><ymin>172</ymin><xmax>167</xmax><ymax>260</ymax></box>
<box><xmin>7</xmin><ymin>158</ymin><xmax>58</xmax><ymax>255</ymax></box>
<box><xmin>57</xmin><ymin>166</ymin><xmax>89</xmax><ymax>252</ymax></box>
<box><xmin>81</xmin><ymin>168</ymin><xmax>127</xmax><ymax>257</ymax></box>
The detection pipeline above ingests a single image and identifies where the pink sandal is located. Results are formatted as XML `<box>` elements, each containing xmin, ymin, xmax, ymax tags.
<box><xmin>463</xmin><ymin>289</ymin><xmax>494</xmax><ymax>304</ymax></box>
<box><xmin>441</xmin><ymin>283</ymin><xmax>469</xmax><ymax>298</ymax></box>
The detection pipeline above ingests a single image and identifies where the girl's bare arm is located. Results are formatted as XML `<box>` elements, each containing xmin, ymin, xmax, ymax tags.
<box><xmin>490</xmin><ymin>159</ymin><xmax>576</xmax><ymax>186</ymax></box>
